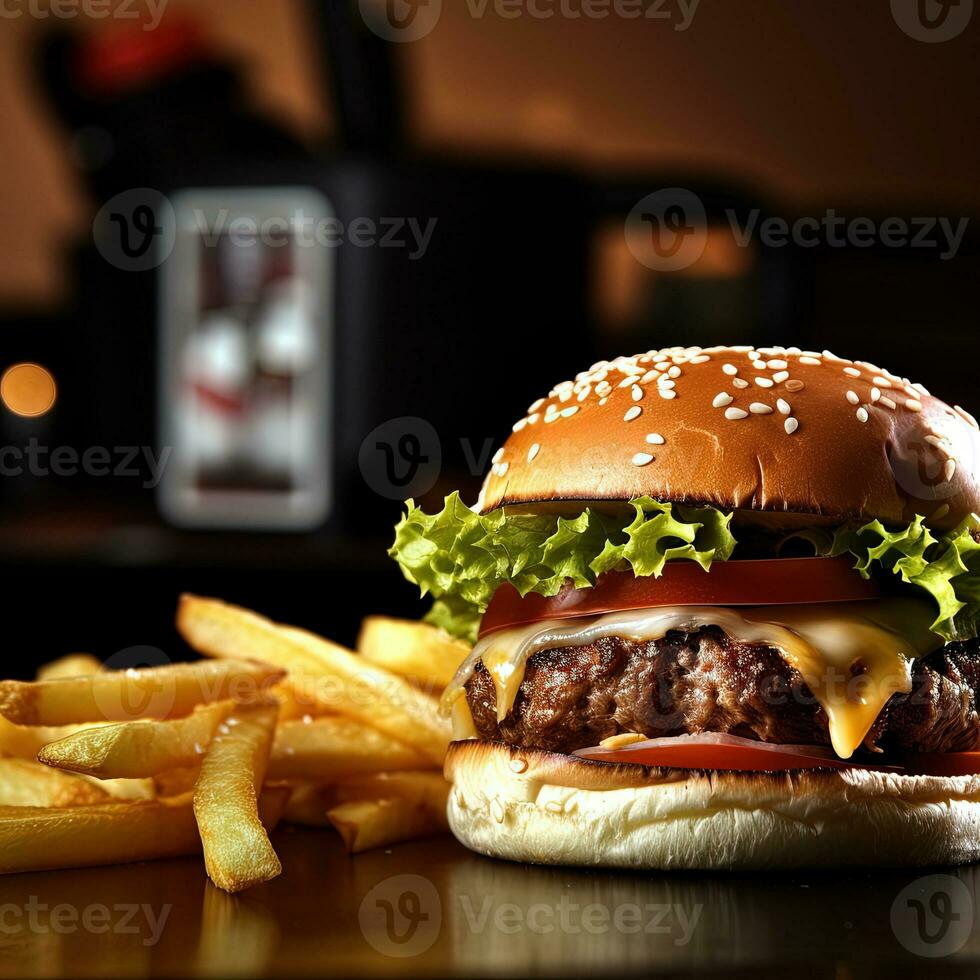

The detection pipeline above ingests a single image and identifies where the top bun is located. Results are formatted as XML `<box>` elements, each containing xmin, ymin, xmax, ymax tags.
<box><xmin>479</xmin><ymin>345</ymin><xmax>980</xmax><ymax>529</ymax></box>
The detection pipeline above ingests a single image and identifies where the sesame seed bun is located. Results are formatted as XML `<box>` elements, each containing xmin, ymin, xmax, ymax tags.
<box><xmin>480</xmin><ymin>346</ymin><xmax>980</xmax><ymax>530</ymax></box>
<box><xmin>446</xmin><ymin>740</ymin><xmax>980</xmax><ymax>870</ymax></box>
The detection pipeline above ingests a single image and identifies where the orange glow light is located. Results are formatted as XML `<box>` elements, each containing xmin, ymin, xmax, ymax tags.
<box><xmin>1</xmin><ymin>363</ymin><xmax>57</xmax><ymax>418</ymax></box>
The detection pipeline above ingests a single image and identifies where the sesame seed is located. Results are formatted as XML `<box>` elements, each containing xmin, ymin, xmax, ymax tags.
<box><xmin>624</xmin><ymin>406</ymin><xmax>642</xmax><ymax>422</ymax></box>
<box><xmin>631</xmin><ymin>385</ymin><xmax>644</xmax><ymax>402</ymax></box>
<box><xmin>528</xmin><ymin>413</ymin><xmax>540</xmax><ymax>424</ymax></box>
<box><xmin>528</xmin><ymin>397</ymin><xmax>545</xmax><ymax>412</ymax></box>
<box><xmin>846</xmin><ymin>391</ymin><xmax>860</xmax><ymax>405</ymax></box>
<box><xmin>802</xmin><ymin>351</ymin><xmax>822</xmax><ymax>359</ymax></box>
<box><xmin>725</xmin><ymin>407</ymin><xmax>749</xmax><ymax>420</ymax></box>
<box><xmin>844</xmin><ymin>367</ymin><xmax>861</xmax><ymax>378</ymax></box>
<box><xmin>690</xmin><ymin>354</ymin><xmax>711</xmax><ymax>364</ymax></box>
<box><xmin>913</xmin><ymin>383</ymin><xmax>931</xmax><ymax>397</ymax></box>
<box><xmin>527</xmin><ymin>443</ymin><xmax>540</xmax><ymax>462</ymax></box>
<box><xmin>856</xmin><ymin>407</ymin><xmax>869</xmax><ymax>423</ymax></box>
<box><xmin>512</xmin><ymin>418</ymin><xmax>528</xmax><ymax>432</ymax></box>
<box><xmin>658</xmin><ymin>378</ymin><xmax>676</xmax><ymax>389</ymax></box>
<box><xmin>668</xmin><ymin>366</ymin><xmax>682</xmax><ymax>378</ymax></box>
<box><xmin>784</xmin><ymin>417</ymin><xmax>799</xmax><ymax>434</ymax></box>
<box><xmin>750</xmin><ymin>403</ymin><xmax>774</xmax><ymax>414</ymax></box>
<box><xmin>492</xmin><ymin>448</ymin><xmax>505</xmax><ymax>464</ymax></box>
<box><xmin>873</xmin><ymin>376</ymin><xmax>893</xmax><ymax>388</ymax></box>
<box><xmin>755</xmin><ymin>377</ymin><xmax>774</xmax><ymax>388</ymax></box>
<box><xmin>659</xmin><ymin>389</ymin><xmax>676</xmax><ymax>400</ymax></box>
<box><xmin>932</xmin><ymin>504</ymin><xmax>950</xmax><ymax>521</ymax></box>
<box><xmin>618</xmin><ymin>377</ymin><xmax>635</xmax><ymax>389</ymax></box>
<box><xmin>768</xmin><ymin>359</ymin><xmax>788</xmax><ymax>370</ymax></box>
<box><xmin>955</xmin><ymin>405</ymin><xmax>979</xmax><ymax>429</ymax></box>
<box><xmin>879</xmin><ymin>396</ymin><xmax>896</xmax><ymax>410</ymax></box>
<box><xmin>646</xmin><ymin>432</ymin><xmax>665</xmax><ymax>445</ymax></box>
<box><xmin>544</xmin><ymin>413</ymin><xmax>560</xmax><ymax>424</ymax></box>
<box><xmin>785</xmin><ymin>380</ymin><xmax>805</xmax><ymax>392</ymax></box>
<box><xmin>632</xmin><ymin>452</ymin><xmax>655</xmax><ymax>466</ymax></box>
<box><xmin>560</xmin><ymin>406</ymin><xmax>579</xmax><ymax>418</ymax></box>
<box><xmin>906</xmin><ymin>399</ymin><xmax>923</xmax><ymax>412</ymax></box>
<box><xmin>599</xmin><ymin>397</ymin><xmax>608</xmax><ymax>406</ymax></box>
<box><xmin>732</xmin><ymin>378</ymin><xmax>750</xmax><ymax>389</ymax></box>
<box><xmin>752</xmin><ymin>360</ymin><xmax>767</xmax><ymax>371</ymax></box>
<box><xmin>945</xmin><ymin>459</ymin><xmax>957</xmax><ymax>482</ymax></box>
<box><xmin>713</xmin><ymin>392</ymin><xmax>734</xmax><ymax>408</ymax></box>
<box><xmin>723</xmin><ymin>363</ymin><xmax>738</xmax><ymax>376</ymax></box>
<box><xmin>799</xmin><ymin>356</ymin><xmax>822</xmax><ymax>366</ymax></box>
<box><xmin>773</xmin><ymin>371</ymin><xmax>790</xmax><ymax>383</ymax></box>
<box><xmin>925</xmin><ymin>435</ymin><xmax>946</xmax><ymax>449</ymax></box>
<box><xmin>497</xmin><ymin>462</ymin><xmax>509</xmax><ymax>476</ymax></box>
<box><xmin>577</xmin><ymin>386</ymin><xmax>591</xmax><ymax>402</ymax></box>
<box><xmin>871</xmin><ymin>388</ymin><xmax>881</xmax><ymax>403</ymax></box>
<box><xmin>777</xmin><ymin>399</ymin><xmax>791</xmax><ymax>415</ymax></box>
<box><xmin>641</xmin><ymin>370</ymin><xmax>660</xmax><ymax>384</ymax></box>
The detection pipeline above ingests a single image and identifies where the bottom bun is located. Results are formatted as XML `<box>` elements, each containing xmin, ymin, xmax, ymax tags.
<box><xmin>444</xmin><ymin>740</ymin><xmax>980</xmax><ymax>870</ymax></box>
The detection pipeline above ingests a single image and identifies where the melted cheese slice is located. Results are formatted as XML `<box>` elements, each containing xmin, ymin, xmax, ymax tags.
<box><xmin>442</xmin><ymin>600</ymin><xmax>941</xmax><ymax>759</ymax></box>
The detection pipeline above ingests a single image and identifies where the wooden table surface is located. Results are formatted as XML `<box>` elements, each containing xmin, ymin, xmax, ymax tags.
<box><xmin>1</xmin><ymin>826</ymin><xmax>979</xmax><ymax>978</ymax></box>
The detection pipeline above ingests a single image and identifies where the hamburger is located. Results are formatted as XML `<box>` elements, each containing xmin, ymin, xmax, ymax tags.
<box><xmin>390</xmin><ymin>345</ymin><xmax>980</xmax><ymax>869</ymax></box>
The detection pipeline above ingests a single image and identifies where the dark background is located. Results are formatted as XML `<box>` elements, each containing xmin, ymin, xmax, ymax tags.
<box><xmin>0</xmin><ymin>0</ymin><xmax>976</xmax><ymax>672</ymax></box>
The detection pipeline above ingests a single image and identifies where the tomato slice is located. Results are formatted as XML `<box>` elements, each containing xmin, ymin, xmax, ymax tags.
<box><xmin>479</xmin><ymin>558</ymin><xmax>880</xmax><ymax>639</ymax></box>
<box><xmin>901</xmin><ymin>752</ymin><xmax>980</xmax><ymax>777</ymax></box>
<box><xmin>572</xmin><ymin>733</ymin><xmax>903</xmax><ymax>773</ymax></box>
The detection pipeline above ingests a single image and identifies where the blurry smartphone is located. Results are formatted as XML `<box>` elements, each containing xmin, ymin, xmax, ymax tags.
<box><xmin>158</xmin><ymin>187</ymin><xmax>333</xmax><ymax>530</ymax></box>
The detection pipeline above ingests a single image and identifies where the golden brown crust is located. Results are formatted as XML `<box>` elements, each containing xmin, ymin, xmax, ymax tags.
<box><xmin>479</xmin><ymin>346</ymin><xmax>980</xmax><ymax>530</ymax></box>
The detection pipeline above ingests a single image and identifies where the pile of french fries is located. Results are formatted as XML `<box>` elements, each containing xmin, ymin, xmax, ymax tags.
<box><xmin>0</xmin><ymin>596</ymin><xmax>469</xmax><ymax>893</ymax></box>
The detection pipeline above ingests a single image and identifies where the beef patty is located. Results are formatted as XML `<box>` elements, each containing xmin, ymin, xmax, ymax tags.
<box><xmin>463</xmin><ymin>628</ymin><xmax>980</xmax><ymax>756</ymax></box>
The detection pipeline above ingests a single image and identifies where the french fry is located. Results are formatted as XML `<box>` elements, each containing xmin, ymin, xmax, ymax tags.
<box><xmin>282</xmin><ymin>783</ymin><xmax>337</xmax><ymax>827</ymax></box>
<box><xmin>268</xmin><ymin>717</ymin><xmax>432</xmax><ymax>781</ymax></box>
<box><xmin>336</xmin><ymin>770</ymin><xmax>450</xmax><ymax>812</ymax></box>
<box><xmin>177</xmin><ymin>595</ymin><xmax>451</xmax><ymax>766</ymax></box>
<box><xmin>0</xmin><ymin>758</ymin><xmax>114</xmax><ymax>807</ymax></box>
<box><xmin>84</xmin><ymin>775</ymin><xmax>157</xmax><ymax>801</ymax></box>
<box><xmin>357</xmin><ymin>617</ymin><xmax>469</xmax><ymax>691</ymax></box>
<box><xmin>327</xmin><ymin>786</ymin><xmax>450</xmax><ymax>854</ymax></box>
<box><xmin>0</xmin><ymin>660</ymin><xmax>284</xmax><ymax>726</ymax></box>
<box><xmin>154</xmin><ymin>767</ymin><xmax>200</xmax><ymax>798</ymax></box>
<box><xmin>38</xmin><ymin>701</ymin><xmax>233</xmax><ymax>778</ymax></box>
<box><xmin>36</xmin><ymin>654</ymin><xmax>103</xmax><ymax>681</ymax></box>
<box><xmin>0</xmin><ymin>716</ymin><xmax>109</xmax><ymax>760</ymax></box>
<box><xmin>281</xmin><ymin>772</ymin><xmax>449</xmax><ymax>828</ymax></box>
<box><xmin>193</xmin><ymin>700</ymin><xmax>281</xmax><ymax>893</ymax></box>
<box><xmin>0</xmin><ymin>788</ymin><xmax>288</xmax><ymax>876</ymax></box>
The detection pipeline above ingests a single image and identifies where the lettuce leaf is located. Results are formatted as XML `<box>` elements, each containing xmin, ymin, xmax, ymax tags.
<box><xmin>391</xmin><ymin>492</ymin><xmax>980</xmax><ymax>644</ymax></box>
<box><xmin>390</xmin><ymin>493</ymin><xmax>736</xmax><ymax>642</ymax></box>
<box><xmin>789</xmin><ymin>515</ymin><xmax>980</xmax><ymax>641</ymax></box>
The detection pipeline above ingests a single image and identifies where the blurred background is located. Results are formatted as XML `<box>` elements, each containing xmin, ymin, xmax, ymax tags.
<box><xmin>0</xmin><ymin>0</ymin><xmax>976</xmax><ymax>668</ymax></box>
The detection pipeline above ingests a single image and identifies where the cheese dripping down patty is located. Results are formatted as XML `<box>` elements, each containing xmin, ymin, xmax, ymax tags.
<box><xmin>441</xmin><ymin>600</ymin><xmax>942</xmax><ymax>759</ymax></box>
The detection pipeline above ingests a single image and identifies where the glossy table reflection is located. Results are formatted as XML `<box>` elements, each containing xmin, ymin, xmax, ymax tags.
<box><xmin>1</xmin><ymin>826</ymin><xmax>979</xmax><ymax>977</ymax></box>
